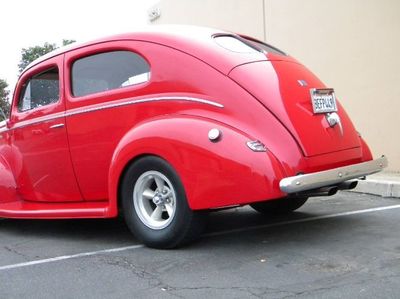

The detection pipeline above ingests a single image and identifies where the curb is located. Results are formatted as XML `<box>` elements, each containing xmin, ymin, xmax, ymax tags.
<box><xmin>350</xmin><ymin>173</ymin><xmax>400</xmax><ymax>198</ymax></box>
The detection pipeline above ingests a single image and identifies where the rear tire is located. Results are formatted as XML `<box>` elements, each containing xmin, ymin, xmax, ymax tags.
<box><xmin>250</xmin><ymin>197</ymin><xmax>308</xmax><ymax>215</ymax></box>
<box><xmin>121</xmin><ymin>156</ymin><xmax>207</xmax><ymax>249</ymax></box>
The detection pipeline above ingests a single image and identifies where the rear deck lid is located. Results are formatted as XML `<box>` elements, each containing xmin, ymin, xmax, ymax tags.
<box><xmin>229</xmin><ymin>60</ymin><xmax>361</xmax><ymax>157</ymax></box>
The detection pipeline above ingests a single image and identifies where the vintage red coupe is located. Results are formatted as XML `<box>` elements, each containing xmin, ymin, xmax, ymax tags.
<box><xmin>0</xmin><ymin>26</ymin><xmax>387</xmax><ymax>248</ymax></box>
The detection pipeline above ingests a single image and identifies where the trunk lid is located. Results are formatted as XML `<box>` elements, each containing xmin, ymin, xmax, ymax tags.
<box><xmin>228</xmin><ymin>60</ymin><xmax>361</xmax><ymax>157</ymax></box>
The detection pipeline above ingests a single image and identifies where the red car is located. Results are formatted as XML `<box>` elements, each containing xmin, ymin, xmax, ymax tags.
<box><xmin>0</xmin><ymin>26</ymin><xmax>387</xmax><ymax>248</ymax></box>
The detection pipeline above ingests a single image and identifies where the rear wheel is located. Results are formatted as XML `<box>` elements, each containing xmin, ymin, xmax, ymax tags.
<box><xmin>250</xmin><ymin>197</ymin><xmax>308</xmax><ymax>215</ymax></box>
<box><xmin>121</xmin><ymin>156</ymin><xmax>207</xmax><ymax>249</ymax></box>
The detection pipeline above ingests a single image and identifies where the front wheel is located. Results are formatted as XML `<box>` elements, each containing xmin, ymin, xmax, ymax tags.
<box><xmin>121</xmin><ymin>156</ymin><xmax>207</xmax><ymax>249</ymax></box>
<box><xmin>250</xmin><ymin>197</ymin><xmax>308</xmax><ymax>215</ymax></box>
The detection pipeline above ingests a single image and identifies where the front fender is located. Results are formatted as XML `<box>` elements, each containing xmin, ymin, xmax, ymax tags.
<box><xmin>0</xmin><ymin>153</ymin><xmax>17</xmax><ymax>203</ymax></box>
<box><xmin>108</xmin><ymin>115</ymin><xmax>286</xmax><ymax>213</ymax></box>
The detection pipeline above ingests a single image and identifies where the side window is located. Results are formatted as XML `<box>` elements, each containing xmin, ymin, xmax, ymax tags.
<box><xmin>71</xmin><ymin>51</ymin><xmax>150</xmax><ymax>97</ymax></box>
<box><xmin>18</xmin><ymin>67</ymin><xmax>60</xmax><ymax>112</ymax></box>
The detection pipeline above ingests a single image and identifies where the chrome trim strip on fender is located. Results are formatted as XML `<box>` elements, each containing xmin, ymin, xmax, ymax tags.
<box><xmin>280</xmin><ymin>156</ymin><xmax>388</xmax><ymax>193</ymax></box>
<box><xmin>10</xmin><ymin>112</ymin><xmax>65</xmax><ymax>130</ymax></box>
<box><xmin>64</xmin><ymin>96</ymin><xmax>224</xmax><ymax>118</ymax></box>
<box><xmin>10</xmin><ymin>96</ymin><xmax>224</xmax><ymax>130</ymax></box>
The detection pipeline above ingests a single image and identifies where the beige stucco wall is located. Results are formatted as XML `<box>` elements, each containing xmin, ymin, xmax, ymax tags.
<box><xmin>150</xmin><ymin>0</ymin><xmax>400</xmax><ymax>171</ymax></box>
<box><xmin>265</xmin><ymin>0</ymin><xmax>400</xmax><ymax>172</ymax></box>
<box><xmin>150</xmin><ymin>0</ymin><xmax>265</xmax><ymax>40</ymax></box>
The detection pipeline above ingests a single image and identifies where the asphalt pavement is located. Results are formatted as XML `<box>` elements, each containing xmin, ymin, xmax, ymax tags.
<box><xmin>0</xmin><ymin>192</ymin><xmax>399</xmax><ymax>299</ymax></box>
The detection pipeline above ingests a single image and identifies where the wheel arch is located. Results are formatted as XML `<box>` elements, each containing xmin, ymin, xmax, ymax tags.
<box><xmin>107</xmin><ymin>115</ymin><xmax>287</xmax><ymax>217</ymax></box>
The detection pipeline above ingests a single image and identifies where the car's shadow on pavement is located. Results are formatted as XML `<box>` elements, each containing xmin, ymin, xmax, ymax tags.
<box><xmin>0</xmin><ymin>205</ymin><xmax>364</xmax><ymax>251</ymax></box>
<box><xmin>0</xmin><ymin>217</ymin><xmax>133</xmax><ymax>246</ymax></box>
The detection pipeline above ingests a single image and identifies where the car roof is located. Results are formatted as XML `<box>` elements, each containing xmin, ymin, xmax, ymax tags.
<box><xmin>21</xmin><ymin>25</ymin><xmax>267</xmax><ymax>76</ymax></box>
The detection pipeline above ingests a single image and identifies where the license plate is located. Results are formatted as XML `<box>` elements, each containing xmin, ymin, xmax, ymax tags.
<box><xmin>310</xmin><ymin>88</ymin><xmax>337</xmax><ymax>114</ymax></box>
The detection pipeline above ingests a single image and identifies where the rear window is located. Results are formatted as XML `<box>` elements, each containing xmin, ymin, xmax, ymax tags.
<box><xmin>214</xmin><ymin>36</ymin><xmax>259</xmax><ymax>53</ymax></box>
<box><xmin>242</xmin><ymin>37</ymin><xmax>286</xmax><ymax>56</ymax></box>
<box><xmin>71</xmin><ymin>51</ymin><xmax>150</xmax><ymax>97</ymax></box>
<box><xmin>214</xmin><ymin>35</ymin><xmax>286</xmax><ymax>56</ymax></box>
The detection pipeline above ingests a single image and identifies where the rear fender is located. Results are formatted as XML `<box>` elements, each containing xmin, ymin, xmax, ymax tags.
<box><xmin>108</xmin><ymin>116</ymin><xmax>286</xmax><ymax>214</ymax></box>
<box><xmin>360</xmin><ymin>136</ymin><xmax>373</xmax><ymax>161</ymax></box>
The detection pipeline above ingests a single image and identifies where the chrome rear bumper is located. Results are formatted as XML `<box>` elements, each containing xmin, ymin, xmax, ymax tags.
<box><xmin>280</xmin><ymin>156</ymin><xmax>388</xmax><ymax>194</ymax></box>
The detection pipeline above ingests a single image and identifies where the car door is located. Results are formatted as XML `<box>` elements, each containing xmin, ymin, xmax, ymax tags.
<box><xmin>64</xmin><ymin>41</ymin><xmax>151</xmax><ymax>201</ymax></box>
<box><xmin>9</xmin><ymin>55</ymin><xmax>82</xmax><ymax>202</ymax></box>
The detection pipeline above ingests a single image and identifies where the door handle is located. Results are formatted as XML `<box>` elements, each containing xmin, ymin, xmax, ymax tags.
<box><xmin>49</xmin><ymin>123</ymin><xmax>65</xmax><ymax>129</ymax></box>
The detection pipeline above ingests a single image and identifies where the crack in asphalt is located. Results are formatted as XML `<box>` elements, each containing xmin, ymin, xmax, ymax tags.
<box><xmin>102</xmin><ymin>255</ymin><xmax>177</xmax><ymax>296</ymax></box>
<box><xmin>3</xmin><ymin>246</ymin><xmax>28</xmax><ymax>260</ymax></box>
<box><xmin>102</xmin><ymin>254</ymin><xmax>295</xmax><ymax>298</ymax></box>
<box><xmin>102</xmin><ymin>255</ymin><xmax>295</xmax><ymax>298</ymax></box>
<box><xmin>167</xmin><ymin>285</ymin><xmax>294</xmax><ymax>298</ymax></box>
<box><xmin>279</xmin><ymin>270</ymin><xmax>400</xmax><ymax>298</ymax></box>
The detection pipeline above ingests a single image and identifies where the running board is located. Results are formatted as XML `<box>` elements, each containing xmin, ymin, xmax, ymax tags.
<box><xmin>0</xmin><ymin>200</ymin><xmax>111</xmax><ymax>219</ymax></box>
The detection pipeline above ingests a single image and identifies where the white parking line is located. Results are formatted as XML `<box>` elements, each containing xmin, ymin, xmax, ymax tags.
<box><xmin>1</xmin><ymin>204</ymin><xmax>400</xmax><ymax>272</ymax></box>
<box><xmin>0</xmin><ymin>245</ymin><xmax>144</xmax><ymax>271</ymax></box>
<box><xmin>205</xmin><ymin>204</ymin><xmax>400</xmax><ymax>237</ymax></box>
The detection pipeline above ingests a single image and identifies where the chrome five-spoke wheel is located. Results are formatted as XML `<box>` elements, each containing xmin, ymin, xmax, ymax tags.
<box><xmin>134</xmin><ymin>171</ymin><xmax>176</xmax><ymax>230</ymax></box>
<box><xmin>121</xmin><ymin>156</ymin><xmax>207</xmax><ymax>249</ymax></box>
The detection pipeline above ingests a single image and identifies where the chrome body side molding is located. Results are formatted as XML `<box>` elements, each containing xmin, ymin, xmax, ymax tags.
<box><xmin>9</xmin><ymin>96</ymin><xmax>224</xmax><ymax>130</ymax></box>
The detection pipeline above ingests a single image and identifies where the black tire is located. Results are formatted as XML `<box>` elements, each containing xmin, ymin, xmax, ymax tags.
<box><xmin>121</xmin><ymin>156</ymin><xmax>207</xmax><ymax>249</ymax></box>
<box><xmin>250</xmin><ymin>197</ymin><xmax>308</xmax><ymax>215</ymax></box>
